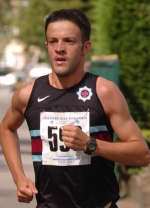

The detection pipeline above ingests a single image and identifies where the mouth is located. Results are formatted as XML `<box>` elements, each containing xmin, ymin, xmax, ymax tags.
<box><xmin>55</xmin><ymin>57</ymin><xmax>67</xmax><ymax>65</ymax></box>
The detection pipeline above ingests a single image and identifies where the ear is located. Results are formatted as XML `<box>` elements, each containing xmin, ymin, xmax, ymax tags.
<box><xmin>83</xmin><ymin>41</ymin><xmax>91</xmax><ymax>54</ymax></box>
<box><xmin>45</xmin><ymin>41</ymin><xmax>48</xmax><ymax>48</ymax></box>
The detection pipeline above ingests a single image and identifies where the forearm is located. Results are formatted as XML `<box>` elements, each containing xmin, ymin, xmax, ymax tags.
<box><xmin>0</xmin><ymin>127</ymin><xmax>26</xmax><ymax>184</ymax></box>
<box><xmin>95</xmin><ymin>139</ymin><xmax>150</xmax><ymax>166</ymax></box>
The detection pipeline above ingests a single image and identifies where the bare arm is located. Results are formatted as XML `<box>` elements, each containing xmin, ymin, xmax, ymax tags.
<box><xmin>95</xmin><ymin>77</ymin><xmax>150</xmax><ymax>165</ymax></box>
<box><xmin>54</xmin><ymin>77</ymin><xmax>150</xmax><ymax>166</ymax></box>
<box><xmin>62</xmin><ymin>77</ymin><xmax>150</xmax><ymax>166</ymax></box>
<box><xmin>0</xmin><ymin>82</ymin><xmax>37</xmax><ymax>202</ymax></box>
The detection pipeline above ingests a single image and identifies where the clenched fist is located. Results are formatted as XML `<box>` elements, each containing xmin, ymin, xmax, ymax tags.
<box><xmin>16</xmin><ymin>176</ymin><xmax>38</xmax><ymax>203</ymax></box>
<box><xmin>61</xmin><ymin>125</ymin><xmax>90</xmax><ymax>151</ymax></box>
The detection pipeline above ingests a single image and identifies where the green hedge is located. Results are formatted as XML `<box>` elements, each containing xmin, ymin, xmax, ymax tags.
<box><xmin>110</xmin><ymin>0</ymin><xmax>150</xmax><ymax>128</ymax></box>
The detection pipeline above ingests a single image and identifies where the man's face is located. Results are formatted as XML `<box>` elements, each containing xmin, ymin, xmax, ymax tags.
<box><xmin>45</xmin><ymin>20</ymin><xmax>90</xmax><ymax>77</ymax></box>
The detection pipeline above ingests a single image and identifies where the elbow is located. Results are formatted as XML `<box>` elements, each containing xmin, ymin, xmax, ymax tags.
<box><xmin>138</xmin><ymin>140</ymin><xmax>150</xmax><ymax>166</ymax></box>
<box><xmin>138</xmin><ymin>148</ymin><xmax>150</xmax><ymax>166</ymax></box>
<box><xmin>144</xmin><ymin>149</ymin><xmax>150</xmax><ymax>166</ymax></box>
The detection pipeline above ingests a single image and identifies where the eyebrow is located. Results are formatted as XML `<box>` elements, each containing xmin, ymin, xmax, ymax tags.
<box><xmin>47</xmin><ymin>36</ymin><xmax>78</xmax><ymax>39</ymax></box>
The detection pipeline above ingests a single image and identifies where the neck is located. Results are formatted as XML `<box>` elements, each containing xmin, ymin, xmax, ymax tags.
<box><xmin>49</xmin><ymin>70</ymin><xmax>86</xmax><ymax>89</ymax></box>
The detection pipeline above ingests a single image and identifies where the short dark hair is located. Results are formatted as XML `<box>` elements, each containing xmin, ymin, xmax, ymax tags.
<box><xmin>45</xmin><ymin>9</ymin><xmax>91</xmax><ymax>42</ymax></box>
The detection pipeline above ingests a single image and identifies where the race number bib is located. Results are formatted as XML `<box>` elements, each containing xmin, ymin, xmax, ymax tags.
<box><xmin>40</xmin><ymin>111</ymin><xmax>91</xmax><ymax>166</ymax></box>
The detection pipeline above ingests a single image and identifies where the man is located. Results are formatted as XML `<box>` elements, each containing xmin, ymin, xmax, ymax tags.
<box><xmin>0</xmin><ymin>9</ymin><xmax>150</xmax><ymax>208</ymax></box>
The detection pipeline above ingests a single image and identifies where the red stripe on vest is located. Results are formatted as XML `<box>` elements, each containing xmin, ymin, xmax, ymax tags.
<box><xmin>32</xmin><ymin>138</ymin><xmax>42</xmax><ymax>153</ymax></box>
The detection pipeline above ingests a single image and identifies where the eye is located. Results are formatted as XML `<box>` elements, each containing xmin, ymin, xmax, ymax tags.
<box><xmin>47</xmin><ymin>39</ymin><xmax>57</xmax><ymax>44</ymax></box>
<box><xmin>65</xmin><ymin>38</ymin><xmax>76</xmax><ymax>45</ymax></box>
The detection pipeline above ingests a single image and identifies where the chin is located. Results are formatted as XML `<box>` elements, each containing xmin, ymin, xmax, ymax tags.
<box><xmin>55</xmin><ymin>68</ymin><xmax>74</xmax><ymax>78</ymax></box>
<box><xmin>55</xmin><ymin>71</ymin><xmax>70</xmax><ymax>78</ymax></box>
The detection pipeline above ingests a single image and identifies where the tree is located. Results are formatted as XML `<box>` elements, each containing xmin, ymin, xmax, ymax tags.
<box><xmin>0</xmin><ymin>0</ymin><xmax>11</xmax><ymax>34</ymax></box>
<box><xmin>18</xmin><ymin>0</ymin><xmax>83</xmax><ymax>50</ymax></box>
<box><xmin>0</xmin><ymin>0</ymin><xmax>12</xmax><ymax>57</ymax></box>
<box><xmin>16</xmin><ymin>0</ymin><xmax>150</xmax><ymax>127</ymax></box>
<box><xmin>90</xmin><ymin>0</ymin><xmax>116</xmax><ymax>55</ymax></box>
<box><xmin>110</xmin><ymin>0</ymin><xmax>150</xmax><ymax>127</ymax></box>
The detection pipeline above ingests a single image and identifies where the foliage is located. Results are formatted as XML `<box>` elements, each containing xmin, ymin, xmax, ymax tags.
<box><xmin>0</xmin><ymin>0</ymin><xmax>11</xmax><ymax>33</ymax></box>
<box><xmin>0</xmin><ymin>0</ymin><xmax>12</xmax><ymax>57</ymax></box>
<box><xmin>127</xmin><ymin>166</ymin><xmax>143</xmax><ymax>175</ymax></box>
<box><xmin>15</xmin><ymin>0</ymin><xmax>150</xmax><ymax>127</ymax></box>
<box><xmin>90</xmin><ymin>0</ymin><xmax>116</xmax><ymax>54</ymax></box>
<box><xmin>18</xmin><ymin>0</ymin><xmax>83</xmax><ymax>50</ymax></box>
<box><xmin>110</xmin><ymin>0</ymin><xmax>150</xmax><ymax>127</ymax></box>
<box><xmin>142</xmin><ymin>129</ymin><xmax>150</xmax><ymax>139</ymax></box>
<box><xmin>143</xmin><ymin>129</ymin><xmax>150</xmax><ymax>151</ymax></box>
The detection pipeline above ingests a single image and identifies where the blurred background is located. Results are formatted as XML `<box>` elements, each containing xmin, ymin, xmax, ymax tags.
<box><xmin>0</xmin><ymin>0</ymin><xmax>150</xmax><ymax>207</ymax></box>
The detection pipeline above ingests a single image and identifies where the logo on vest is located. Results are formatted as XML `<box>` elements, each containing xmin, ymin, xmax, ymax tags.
<box><xmin>77</xmin><ymin>86</ymin><xmax>93</xmax><ymax>102</ymax></box>
<box><xmin>37</xmin><ymin>95</ymin><xmax>50</xmax><ymax>102</ymax></box>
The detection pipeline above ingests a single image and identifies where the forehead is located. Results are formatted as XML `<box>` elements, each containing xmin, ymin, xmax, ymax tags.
<box><xmin>46</xmin><ymin>20</ymin><xmax>82</xmax><ymax>38</ymax></box>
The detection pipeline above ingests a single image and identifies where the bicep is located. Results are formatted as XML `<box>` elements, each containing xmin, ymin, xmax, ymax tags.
<box><xmin>110</xmin><ymin>105</ymin><xmax>143</xmax><ymax>142</ymax></box>
<box><xmin>2</xmin><ymin>94</ymin><xmax>24</xmax><ymax>131</ymax></box>
<box><xmin>2</xmin><ymin>107</ymin><xmax>24</xmax><ymax>131</ymax></box>
<box><xmin>97</xmin><ymin>78</ymin><xmax>143</xmax><ymax>142</ymax></box>
<box><xmin>2</xmin><ymin>82</ymin><xmax>34</xmax><ymax>131</ymax></box>
<box><xmin>108</xmin><ymin>89</ymin><xmax>142</xmax><ymax>141</ymax></box>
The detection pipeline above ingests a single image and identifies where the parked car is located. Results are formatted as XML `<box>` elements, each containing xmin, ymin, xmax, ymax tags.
<box><xmin>28</xmin><ymin>63</ymin><xmax>51</xmax><ymax>79</ymax></box>
<box><xmin>0</xmin><ymin>68</ymin><xmax>17</xmax><ymax>87</ymax></box>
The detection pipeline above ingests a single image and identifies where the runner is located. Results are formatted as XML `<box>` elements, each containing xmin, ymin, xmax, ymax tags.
<box><xmin>0</xmin><ymin>8</ymin><xmax>150</xmax><ymax>208</ymax></box>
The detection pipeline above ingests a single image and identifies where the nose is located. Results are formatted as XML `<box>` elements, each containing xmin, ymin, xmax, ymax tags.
<box><xmin>55</xmin><ymin>41</ymin><xmax>66</xmax><ymax>54</ymax></box>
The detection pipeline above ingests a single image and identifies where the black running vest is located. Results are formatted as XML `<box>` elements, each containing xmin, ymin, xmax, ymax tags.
<box><xmin>24</xmin><ymin>73</ymin><xmax>119</xmax><ymax>208</ymax></box>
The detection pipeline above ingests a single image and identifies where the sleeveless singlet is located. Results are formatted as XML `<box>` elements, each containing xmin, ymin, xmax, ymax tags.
<box><xmin>24</xmin><ymin>72</ymin><xmax>119</xmax><ymax>208</ymax></box>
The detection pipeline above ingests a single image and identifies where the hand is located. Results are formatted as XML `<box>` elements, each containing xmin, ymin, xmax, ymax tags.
<box><xmin>16</xmin><ymin>176</ymin><xmax>38</xmax><ymax>203</ymax></box>
<box><xmin>62</xmin><ymin>125</ymin><xmax>89</xmax><ymax>151</ymax></box>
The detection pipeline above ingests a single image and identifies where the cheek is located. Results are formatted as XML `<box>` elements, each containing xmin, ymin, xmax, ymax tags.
<box><xmin>47</xmin><ymin>49</ymin><xmax>55</xmax><ymax>60</ymax></box>
<box><xmin>70</xmin><ymin>48</ymin><xmax>83</xmax><ymax>59</ymax></box>
<box><xmin>47</xmin><ymin>48</ymin><xmax>53</xmax><ymax>55</ymax></box>
<box><xmin>69</xmin><ymin>51</ymin><xmax>83</xmax><ymax>67</ymax></box>
<box><xmin>47</xmin><ymin>52</ymin><xmax>54</xmax><ymax>66</ymax></box>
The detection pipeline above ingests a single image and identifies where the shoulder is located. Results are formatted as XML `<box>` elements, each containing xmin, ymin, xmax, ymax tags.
<box><xmin>96</xmin><ymin>76</ymin><xmax>121</xmax><ymax>97</ymax></box>
<box><xmin>96</xmin><ymin>77</ymin><xmax>129</xmax><ymax>115</ymax></box>
<box><xmin>12</xmin><ymin>81</ymin><xmax>35</xmax><ymax>114</ymax></box>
